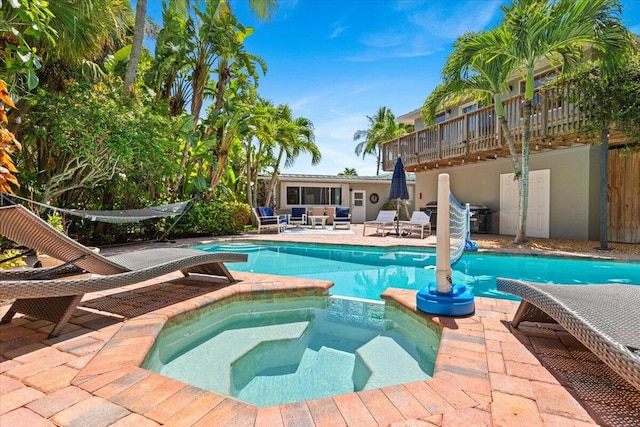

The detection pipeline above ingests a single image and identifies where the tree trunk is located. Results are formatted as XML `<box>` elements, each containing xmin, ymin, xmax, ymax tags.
<box><xmin>499</xmin><ymin>116</ymin><xmax>521</xmax><ymax>173</ymax></box>
<box><xmin>599</xmin><ymin>128</ymin><xmax>609</xmax><ymax>249</ymax></box>
<box><xmin>209</xmin><ymin>152</ymin><xmax>227</xmax><ymax>191</ymax></box>
<box><xmin>376</xmin><ymin>147</ymin><xmax>381</xmax><ymax>175</ymax></box>
<box><xmin>515</xmin><ymin>99</ymin><xmax>531</xmax><ymax>244</ymax></box>
<box><xmin>265</xmin><ymin>148</ymin><xmax>284</xmax><ymax>207</ymax></box>
<box><xmin>245</xmin><ymin>145</ymin><xmax>253</xmax><ymax>205</ymax></box>
<box><xmin>124</xmin><ymin>0</ymin><xmax>147</xmax><ymax>94</ymax></box>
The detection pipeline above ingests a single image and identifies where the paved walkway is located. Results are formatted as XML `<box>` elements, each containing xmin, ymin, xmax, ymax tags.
<box><xmin>1</xmin><ymin>227</ymin><xmax>639</xmax><ymax>426</ymax></box>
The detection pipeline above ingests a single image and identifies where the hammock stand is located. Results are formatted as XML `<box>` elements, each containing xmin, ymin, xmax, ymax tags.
<box><xmin>1</xmin><ymin>194</ymin><xmax>192</xmax><ymax>242</ymax></box>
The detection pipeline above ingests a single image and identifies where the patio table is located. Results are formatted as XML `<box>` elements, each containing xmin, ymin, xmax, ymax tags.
<box><xmin>308</xmin><ymin>215</ymin><xmax>328</xmax><ymax>229</ymax></box>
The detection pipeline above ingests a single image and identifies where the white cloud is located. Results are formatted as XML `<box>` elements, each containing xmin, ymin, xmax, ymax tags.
<box><xmin>393</xmin><ymin>0</ymin><xmax>429</xmax><ymax>12</ymax></box>
<box><xmin>347</xmin><ymin>42</ymin><xmax>443</xmax><ymax>62</ymax></box>
<box><xmin>348</xmin><ymin>0</ymin><xmax>500</xmax><ymax>63</ymax></box>
<box><xmin>330</xmin><ymin>24</ymin><xmax>348</xmax><ymax>39</ymax></box>
<box><xmin>410</xmin><ymin>1</ymin><xmax>502</xmax><ymax>40</ymax></box>
<box><xmin>360</xmin><ymin>31</ymin><xmax>405</xmax><ymax>48</ymax></box>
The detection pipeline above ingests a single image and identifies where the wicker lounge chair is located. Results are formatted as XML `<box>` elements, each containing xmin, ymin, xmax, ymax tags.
<box><xmin>362</xmin><ymin>210</ymin><xmax>396</xmax><ymax>236</ymax></box>
<box><xmin>497</xmin><ymin>278</ymin><xmax>640</xmax><ymax>391</ymax></box>
<box><xmin>0</xmin><ymin>204</ymin><xmax>248</xmax><ymax>336</ymax></box>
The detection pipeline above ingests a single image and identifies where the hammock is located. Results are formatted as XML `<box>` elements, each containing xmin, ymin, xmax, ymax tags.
<box><xmin>1</xmin><ymin>194</ymin><xmax>190</xmax><ymax>224</ymax></box>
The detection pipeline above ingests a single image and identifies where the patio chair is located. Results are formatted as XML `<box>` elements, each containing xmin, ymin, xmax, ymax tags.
<box><xmin>333</xmin><ymin>207</ymin><xmax>351</xmax><ymax>230</ymax></box>
<box><xmin>325</xmin><ymin>207</ymin><xmax>335</xmax><ymax>225</ymax></box>
<box><xmin>362</xmin><ymin>210</ymin><xmax>396</xmax><ymax>236</ymax></box>
<box><xmin>0</xmin><ymin>204</ymin><xmax>248</xmax><ymax>336</ymax></box>
<box><xmin>400</xmin><ymin>211</ymin><xmax>431</xmax><ymax>239</ymax></box>
<box><xmin>497</xmin><ymin>278</ymin><xmax>640</xmax><ymax>391</ymax></box>
<box><xmin>253</xmin><ymin>207</ymin><xmax>288</xmax><ymax>233</ymax></box>
<box><xmin>287</xmin><ymin>207</ymin><xmax>307</xmax><ymax>227</ymax></box>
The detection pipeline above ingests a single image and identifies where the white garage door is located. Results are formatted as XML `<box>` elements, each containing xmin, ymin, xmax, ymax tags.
<box><xmin>500</xmin><ymin>169</ymin><xmax>550</xmax><ymax>238</ymax></box>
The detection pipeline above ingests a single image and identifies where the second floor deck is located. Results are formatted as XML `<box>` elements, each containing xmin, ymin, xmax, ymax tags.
<box><xmin>381</xmin><ymin>82</ymin><xmax>628</xmax><ymax>172</ymax></box>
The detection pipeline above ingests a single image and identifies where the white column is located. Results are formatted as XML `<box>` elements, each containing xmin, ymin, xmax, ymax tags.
<box><xmin>435</xmin><ymin>173</ymin><xmax>452</xmax><ymax>293</ymax></box>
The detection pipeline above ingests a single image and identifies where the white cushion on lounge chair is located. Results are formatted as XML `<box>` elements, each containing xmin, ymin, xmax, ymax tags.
<box><xmin>400</xmin><ymin>211</ymin><xmax>431</xmax><ymax>239</ymax></box>
<box><xmin>363</xmin><ymin>210</ymin><xmax>396</xmax><ymax>236</ymax></box>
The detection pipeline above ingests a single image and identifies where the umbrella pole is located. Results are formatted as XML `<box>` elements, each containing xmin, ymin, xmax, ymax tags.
<box><xmin>396</xmin><ymin>199</ymin><xmax>400</xmax><ymax>236</ymax></box>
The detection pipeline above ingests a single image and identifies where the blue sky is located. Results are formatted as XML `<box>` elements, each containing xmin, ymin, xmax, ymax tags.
<box><xmin>144</xmin><ymin>0</ymin><xmax>640</xmax><ymax>176</ymax></box>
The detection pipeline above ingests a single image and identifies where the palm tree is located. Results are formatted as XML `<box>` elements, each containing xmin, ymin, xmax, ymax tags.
<box><xmin>338</xmin><ymin>168</ymin><xmax>357</xmax><ymax>176</ymax></box>
<box><xmin>496</xmin><ymin>0</ymin><xmax>631</xmax><ymax>243</ymax></box>
<box><xmin>264</xmin><ymin>104</ymin><xmax>320</xmax><ymax>205</ymax></box>
<box><xmin>124</xmin><ymin>0</ymin><xmax>147</xmax><ymax>93</ymax></box>
<box><xmin>14</xmin><ymin>0</ymin><xmax>132</xmax><ymax>92</ymax></box>
<box><xmin>422</xmin><ymin>28</ymin><xmax>521</xmax><ymax>199</ymax></box>
<box><xmin>158</xmin><ymin>1</ymin><xmax>266</xmax><ymax>194</ymax></box>
<box><xmin>124</xmin><ymin>0</ymin><xmax>277</xmax><ymax>94</ymax></box>
<box><xmin>354</xmin><ymin>107</ymin><xmax>409</xmax><ymax>175</ymax></box>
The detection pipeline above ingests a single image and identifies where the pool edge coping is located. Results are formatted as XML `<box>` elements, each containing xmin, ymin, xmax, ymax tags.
<box><xmin>72</xmin><ymin>273</ymin><xmax>513</xmax><ymax>422</ymax></box>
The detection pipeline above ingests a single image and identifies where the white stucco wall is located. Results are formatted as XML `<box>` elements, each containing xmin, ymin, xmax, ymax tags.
<box><xmin>414</xmin><ymin>144</ymin><xmax>599</xmax><ymax>239</ymax></box>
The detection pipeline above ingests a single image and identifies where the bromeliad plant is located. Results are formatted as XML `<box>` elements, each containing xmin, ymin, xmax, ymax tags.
<box><xmin>0</xmin><ymin>249</ymin><xmax>27</xmax><ymax>270</ymax></box>
<box><xmin>0</xmin><ymin>79</ymin><xmax>20</xmax><ymax>194</ymax></box>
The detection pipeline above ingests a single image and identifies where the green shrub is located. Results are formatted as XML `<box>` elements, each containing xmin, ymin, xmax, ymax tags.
<box><xmin>47</xmin><ymin>212</ymin><xmax>64</xmax><ymax>233</ymax></box>
<box><xmin>170</xmin><ymin>200</ymin><xmax>251</xmax><ymax>236</ymax></box>
<box><xmin>0</xmin><ymin>250</ymin><xmax>27</xmax><ymax>270</ymax></box>
<box><xmin>382</xmin><ymin>200</ymin><xmax>409</xmax><ymax>220</ymax></box>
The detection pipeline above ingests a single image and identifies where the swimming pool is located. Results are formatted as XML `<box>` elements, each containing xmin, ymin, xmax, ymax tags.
<box><xmin>143</xmin><ymin>296</ymin><xmax>440</xmax><ymax>406</ymax></box>
<box><xmin>196</xmin><ymin>241</ymin><xmax>640</xmax><ymax>301</ymax></box>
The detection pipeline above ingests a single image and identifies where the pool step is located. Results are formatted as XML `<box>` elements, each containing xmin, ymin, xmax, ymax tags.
<box><xmin>235</xmin><ymin>346</ymin><xmax>356</xmax><ymax>407</ymax></box>
<box><xmin>355</xmin><ymin>336</ymin><xmax>431</xmax><ymax>390</ymax></box>
<box><xmin>215</xmin><ymin>243</ymin><xmax>265</xmax><ymax>252</ymax></box>
<box><xmin>160</xmin><ymin>321</ymin><xmax>310</xmax><ymax>394</ymax></box>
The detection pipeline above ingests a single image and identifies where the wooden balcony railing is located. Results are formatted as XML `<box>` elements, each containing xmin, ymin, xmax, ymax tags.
<box><xmin>382</xmin><ymin>81</ymin><xmax>592</xmax><ymax>172</ymax></box>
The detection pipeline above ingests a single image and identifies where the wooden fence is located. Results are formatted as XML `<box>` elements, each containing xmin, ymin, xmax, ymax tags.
<box><xmin>608</xmin><ymin>147</ymin><xmax>640</xmax><ymax>243</ymax></box>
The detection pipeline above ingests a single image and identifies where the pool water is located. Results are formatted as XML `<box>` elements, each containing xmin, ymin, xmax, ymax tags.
<box><xmin>143</xmin><ymin>296</ymin><xmax>440</xmax><ymax>407</ymax></box>
<box><xmin>196</xmin><ymin>241</ymin><xmax>640</xmax><ymax>301</ymax></box>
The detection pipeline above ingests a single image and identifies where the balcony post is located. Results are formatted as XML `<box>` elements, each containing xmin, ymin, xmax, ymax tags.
<box><xmin>541</xmin><ymin>89</ymin><xmax>548</xmax><ymax>137</ymax></box>
<box><xmin>464</xmin><ymin>114</ymin><xmax>469</xmax><ymax>156</ymax></box>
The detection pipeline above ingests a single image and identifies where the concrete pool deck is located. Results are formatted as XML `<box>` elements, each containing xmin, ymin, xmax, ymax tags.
<box><xmin>1</xmin><ymin>226</ymin><xmax>639</xmax><ymax>426</ymax></box>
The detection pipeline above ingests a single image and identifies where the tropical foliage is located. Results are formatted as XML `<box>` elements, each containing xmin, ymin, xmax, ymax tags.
<box><xmin>338</xmin><ymin>168</ymin><xmax>357</xmax><ymax>176</ymax></box>
<box><xmin>0</xmin><ymin>80</ymin><xmax>20</xmax><ymax>194</ymax></box>
<box><xmin>354</xmin><ymin>106</ymin><xmax>412</xmax><ymax>175</ymax></box>
<box><xmin>0</xmin><ymin>0</ymin><xmax>324</xmax><ymax>242</ymax></box>
<box><xmin>169</xmin><ymin>200</ymin><xmax>252</xmax><ymax>236</ymax></box>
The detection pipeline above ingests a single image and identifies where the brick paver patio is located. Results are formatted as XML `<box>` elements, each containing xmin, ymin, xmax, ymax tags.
<box><xmin>1</xmin><ymin>226</ymin><xmax>639</xmax><ymax>426</ymax></box>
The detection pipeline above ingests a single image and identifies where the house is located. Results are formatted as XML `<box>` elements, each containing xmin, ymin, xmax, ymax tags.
<box><xmin>381</xmin><ymin>62</ymin><xmax>639</xmax><ymax>243</ymax></box>
<box><xmin>264</xmin><ymin>173</ymin><xmax>416</xmax><ymax>223</ymax></box>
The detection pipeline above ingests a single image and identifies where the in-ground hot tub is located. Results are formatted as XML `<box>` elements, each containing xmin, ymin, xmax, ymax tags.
<box><xmin>142</xmin><ymin>295</ymin><xmax>441</xmax><ymax>407</ymax></box>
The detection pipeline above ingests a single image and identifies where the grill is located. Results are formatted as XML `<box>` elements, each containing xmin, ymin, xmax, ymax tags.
<box><xmin>421</xmin><ymin>201</ymin><xmax>439</xmax><ymax>229</ymax></box>
<box><xmin>470</xmin><ymin>205</ymin><xmax>493</xmax><ymax>233</ymax></box>
<box><xmin>421</xmin><ymin>202</ymin><xmax>493</xmax><ymax>233</ymax></box>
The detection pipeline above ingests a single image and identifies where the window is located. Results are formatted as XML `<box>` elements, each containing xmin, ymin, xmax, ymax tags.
<box><xmin>286</xmin><ymin>187</ymin><xmax>300</xmax><ymax>205</ymax></box>
<box><xmin>286</xmin><ymin>186</ymin><xmax>342</xmax><ymax>205</ymax></box>
<box><xmin>461</xmin><ymin>103</ymin><xmax>478</xmax><ymax>115</ymax></box>
<box><xmin>435</xmin><ymin>112</ymin><xmax>446</xmax><ymax>124</ymax></box>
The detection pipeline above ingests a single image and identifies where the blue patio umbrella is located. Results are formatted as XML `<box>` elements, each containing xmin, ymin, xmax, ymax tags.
<box><xmin>389</xmin><ymin>157</ymin><xmax>409</xmax><ymax>235</ymax></box>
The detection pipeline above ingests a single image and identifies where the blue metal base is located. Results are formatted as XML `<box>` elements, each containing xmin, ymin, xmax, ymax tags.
<box><xmin>416</xmin><ymin>282</ymin><xmax>475</xmax><ymax>316</ymax></box>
